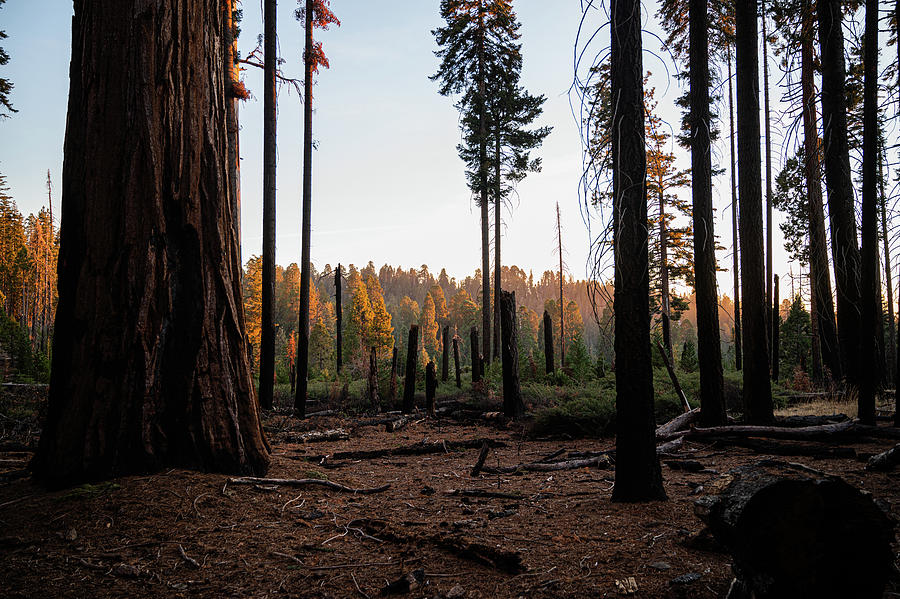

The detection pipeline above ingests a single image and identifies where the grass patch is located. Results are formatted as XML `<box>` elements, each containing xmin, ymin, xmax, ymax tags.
<box><xmin>56</xmin><ymin>481</ymin><xmax>121</xmax><ymax>502</ymax></box>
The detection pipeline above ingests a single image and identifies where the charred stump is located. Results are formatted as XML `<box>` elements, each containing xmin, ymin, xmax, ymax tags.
<box><xmin>367</xmin><ymin>345</ymin><xmax>379</xmax><ymax>411</ymax></box>
<box><xmin>441</xmin><ymin>325</ymin><xmax>449</xmax><ymax>382</ymax></box>
<box><xmin>389</xmin><ymin>346</ymin><xmax>398</xmax><ymax>402</ymax></box>
<box><xmin>402</xmin><ymin>325</ymin><xmax>419</xmax><ymax>414</ymax></box>
<box><xmin>543</xmin><ymin>310</ymin><xmax>554</xmax><ymax>374</ymax></box>
<box><xmin>426</xmin><ymin>361</ymin><xmax>437</xmax><ymax>417</ymax></box>
<box><xmin>500</xmin><ymin>291</ymin><xmax>525</xmax><ymax>419</ymax></box>
<box><xmin>453</xmin><ymin>335</ymin><xmax>461</xmax><ymax>388</ymax></box>
<box><xmin>695</xmin><ymin>461</ymin><xmax>894</xmax><ymax>599</ymax></box>
<box><xmin>470</xmin><ymin>327</ymin><xmax>481</xmax><ymax>383</ymax></box>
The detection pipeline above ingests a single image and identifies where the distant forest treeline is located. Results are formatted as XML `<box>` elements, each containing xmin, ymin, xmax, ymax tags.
<box><xmin>241</xmin><ymin>258</ymin><xmax>744</xmax><ymax>381</ymax></box>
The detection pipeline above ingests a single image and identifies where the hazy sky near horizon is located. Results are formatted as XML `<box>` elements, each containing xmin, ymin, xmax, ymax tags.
<box><xmin>0</xmin><ymin>0</ymin><xmax>801</xmax><ymax>298</ymax></box>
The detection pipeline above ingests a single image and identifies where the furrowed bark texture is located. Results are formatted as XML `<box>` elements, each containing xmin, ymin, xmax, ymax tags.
<box><xmin>736</xmin><ymin>0</ymin><xmax>774</xmax><ymax>424</ymax></box>
<box><xmin>403</xmin><ymin>325</ymin><xmax>419</xmax><ymax>414</ymax></box>
<box><xmin>689</xmin><ymin>0</ymin><xmax>726</xmax><ymax>427</ymax></box>
<box><xmin>817</xmin><ymin>0</ymin><xmax>862</xmax><ymax>385</ymax></box>
<box><xmin>610</xmin><ymin>0</ymin><xmax>666</xmax><ymax>502</ymax></box>
<box><xmin>800</xmin><ymin>6</ymin><xmax>841</xmax><ymax>381</ymax></box>
<box><xmin>35</xmin><ymin>0</ymin><xmax>270</xmax><ymax>488</ymax></box>
<box><xmin>470</xmin><ymin>326</ymin><xmax>481</xmax><ymax>383</ymax></box>
<box><xmin>500</xmin><ymin>291</ymin><xmax>524</xmax><ymax>419</ymax></box>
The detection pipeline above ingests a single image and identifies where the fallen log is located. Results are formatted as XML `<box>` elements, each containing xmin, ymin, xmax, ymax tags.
<box><xmin>480</xmin><ymin>455</ymin><xmax>611</xmax><ymax>475</ymax></box>
<box><xmin>448</xmin><ymin>488</ymin><xmax>522</xmax><ymax>500</ymax></box>
<box><xmin>709</xmin><ymin>438</ymin><xmax>856</xmax><ymax>459</ymax></box>
<box><xmin>656</xmin><ymin>408</ymin><xmax>701</xmax><ymax>439</ymax></box>
<box><xmin>694</xmin><ymin>461</ymin><xmax>894</xmax><ymax>599</ymax></box>
<box><xmin>679</xmin><ymin>421</ymin><xmax>900</xmax><ymax>443</ymax></box>
<box><xmin>655</xmin><ymin>437</ymin><xmax>685</xmax><ymax>455</ymax></box>
<box><xmin>311</xmin><ymin>438</ymin><xmax>507</xmax><ymax>462</ymax></box>
<box><xmin>282</xmin><ymin>429</ymin><xmax>349</xmax><ymax>444</ymax></box>
<box><xmin>470</xmin><ymin>442</ymin><xmax>491</xmax><ymax>477</ymax></box>
<box><xmin>656</xmin><ymin>339</ymin><xmax>691</xmax><ymax>412</ymax></box>
<box><xmin>865</xmin><ymin>443</ymin><xmax>900</xmax><ymax>472</ymax></box>
<box><xmin>777</xmin><ymin>414</ymin><xmax>849</xmax><ymax>428</ymax></box>
<box><xmin>227</xmin><ymin>477</ymin><xmax>390</xmax><ymax>494</ymax></box>
<box><xmin>385</xmin><ymin>415</ymin><xmax>417</xmax><ymax>433</ymax></box>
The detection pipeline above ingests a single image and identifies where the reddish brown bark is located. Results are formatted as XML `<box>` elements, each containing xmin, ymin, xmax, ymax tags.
<box><xmin>35</xmin><ymin>0</ymin><xmax>270</xmax><ymax>488</ymax></box>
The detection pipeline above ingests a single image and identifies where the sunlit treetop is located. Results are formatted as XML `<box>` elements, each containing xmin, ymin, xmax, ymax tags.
<box><xmin>295</xmin><ymin>0</ymin><xmax>341</xmax><ymax>74</ymax></box>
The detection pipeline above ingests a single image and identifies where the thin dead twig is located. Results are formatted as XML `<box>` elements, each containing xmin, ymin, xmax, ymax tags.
<box><xmin>227</xmin><ymin>477</ymin><xmax>390</xmax><ymax>494</ymax></box>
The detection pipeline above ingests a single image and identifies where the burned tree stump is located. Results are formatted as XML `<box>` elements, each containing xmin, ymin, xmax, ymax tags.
<box><xmin>695</xmin><ymin>461</ymin><xmax>894</xmax><ymax>599</ymax></box>
<box><xmin>500</xmin><ymin>291</ymin><xmax>525</xmax><ymax>419</ymax></box>
<box><xmin>389</xmin><ymin>346</ymin><xmax>398</xmax><ymax>402</ymax></box>
<box><xmin>453</xmin><ymin>335</ymin><xmax>461</xmax><ymax>388</ymax></box>
<box><xmin>402</xmin><ymin>325</ymin><xmax>418</xmax><ymax>414</ymax></box>
<box><xmin>441</xmin><ymin>325</ymin><xmax>449</xmax><ymax>382</ymax></box>
<box><xmin>367</xmin><ymin>345</ymin><xmax>379</xmax><ymax>410</ymax></box>
<box><xmin>543</xmin><ymin>310</ymin><xmax>554</xmax><ymax>374</ymax></box>
<box><xmin>426</xmin><ymin>360</ymin><xmax>437</xmax><ymax>417</ymax></box>
<box><xmin>470</xmin><ymin>327</ymin><xmax>481</xmax><ymax>383</ymax></box>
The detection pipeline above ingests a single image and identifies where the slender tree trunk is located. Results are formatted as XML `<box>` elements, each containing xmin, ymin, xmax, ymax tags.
<box><xmin>659</xmin><ymin>177</ymin><xmax>672</xmax><ymax>357</ymax></box>
<box><xmin>493</xmin><ymin>132</ymin><xmax>502</xmax><ymax>362</ymax></box>
<box><xmin>859</xmin><ymin>0</ymin><xmax>880</xmax><ymax>424</ymax></box>
<box><xmin>441</xmin><ymin>325</ymin><xmax>449</xmax><ymax>381</ymax></box>
<box><xmin>610</xmin><ymin>0</ymin><xmax>666</xmax><ymax>502</ymax></box>
<box><xmin>737</xmin><ymin>0</ymin><xmax>774</xmax><ymax>424</ymax></box>
<box><xmin>259</xmin><ymin>0</ymin><xmax>277</xmax><ymax>410</ymax></box>
<box><xmin>453</xmin><ymin>335</ymin><xmax>461</xmax><ymax>388</ymax></box>
<box><xmin>817</xmin><ymin>0</ymin><xmax>863</xmax><ymax>386</ymax></box>
<box><xmin>402</xmin><ymin>325</ymin><xmax>419</xmax><ymax>414</ymax></box>
<box><xmin>689</xmin><ymin>0</ymin><xmax>726</xmax><ymax>427</ymax></box>
<box><xmin>728</xmin><ymin>46</ymin><xmax>742</xmax><ymax>372</ymax></box>
<box><xmin>295</xmin><ymin>0</ymin><xmax>314</xmax><ymax>417</ymax></box>
<box><xmin>368</xmin><ymin>345</ymin><xmax>379</xmax><ymax>410</ymax></box>
<box><xmin>470</xmin><ymin>326</ymin><xmax>481</xmax><ymax>383</ymax></box>
<box><xmin>762</xmin><ymin>1</ymin><xmax>774</xmax><ymax>352</ymax></box>
<box><xmin>34</xmin><ymin>0</ymin><xmax>270</xmax><ymax>488</ymax></box>
<box><xmin>500</xmin><ymin>291</ymin><xmax>524</xmax><ymax>418</ymax></box>
<box><xmin>477</xmin><ymin>8</ymin><xmax>491</xmax><ymax>365</ymax></box>
<box><xmin>557</xmin><ymin>203</ymin><xmax>565</xmax><ymax>367</ymax></box>
<box><xmin>389</xmin><ymin>346</ymin><xmax>398</xmax><ymax>401</ymax></box>
<box><xmin>335</xmin><ymin>264</ymin><xmax>342</xmax><ymax>374</ymax></box>
<box><xmin>800</xmin><ymin>8</ymin><xmax>841</xmax><ymax>381</ymax></box>
<box><xmin>880</xmin><ymin>138</ymin><xmax>895</xmax><ymax>384</ymax></box>
<box><xmin>543</xmin><ymin>310</ymin><xmax>554</xmax><ymax>374</ymax></box>
<box><xmin>772</xmin><ymin>274</ymin><xmax>780</xmax><ymax>382</ymax></box>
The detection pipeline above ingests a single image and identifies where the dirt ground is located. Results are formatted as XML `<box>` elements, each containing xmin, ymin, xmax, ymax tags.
<box><xmin>1</xmin><ymin>390</ymin><xmax>899</xmax><ymax>598</ymax></box>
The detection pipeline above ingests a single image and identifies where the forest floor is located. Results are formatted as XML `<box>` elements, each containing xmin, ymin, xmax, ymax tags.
<box><xmin>1</xmin><ymin>386</ymin><xmax>899</xmax><ymax>598</ymax></box>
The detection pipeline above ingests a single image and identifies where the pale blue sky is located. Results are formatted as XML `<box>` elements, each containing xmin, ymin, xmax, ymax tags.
<box><xmin>0</xmin><ymin>0</ymin><xmax>804</xmax><ymax>299</ymax></box>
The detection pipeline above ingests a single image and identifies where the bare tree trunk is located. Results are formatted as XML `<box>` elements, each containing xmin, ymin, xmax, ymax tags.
<box><xmin>800</xmin><ymin>7</ymin><xmax>841</xmax><ymax>381</ymax></box>
<box><xmin>389</xmin><ymin>346</ymin><xmax>398</xmax><ymax>402</ymax></box>
<box><xmin>259</xmin><ymin>0</ymin><xmax>277</xmax><ymax>410</ymax></box>
<box><xmin>762</xmin><ymin>1</ymin><xmax>774</xmax><ymax>353</ymax></box>
<box><xmin>224</xmin><ymin>1</ymin><xmax>241</xmax><ymax>255</ymax></box>
<box><xmin>880</xmin><ymin>138</ymin><xmax>895</xmax><ymax>385</ymax></box>
<box><xmin>543</xmin><ymin>310</ymin><xmax>554</xmax><ymax>374</ymax></box>
<box><xmin>737</xmin><ymin>0</ymin><xmax>774</xmax><ymax>424</ymax></box>
<box><xmin>772</xmin><ymin>274</ymin><xmax>780</xmax><ymax>382</ymax></box>
<box><xmin>35</xmin><ymin>0</ymin><xmax>270</xmax><ymax>488</ymax></box>
<box><xmin>556</xmin><ymin>202</ymin><xmax>565</xmax><ymax>367</ymax></box>
<box><xmin>500</xmin><ymin>291</ymin><xmax>524</xmax><ymax>418</ymax></box>
<box><xmin>817</xmin><ymin>0</ymin><xmax>863</xmax><ymax>386</ymax></box>
<box><xmin>453</xmin><ymin>335</ymin><xmax>461</xmax><ymax>388</ymax></box>
<box><xmin>470</xmin><ymin>326</ymin><xmax>481</xmax><ymax>383</ymax></box>
<box><xmin>441</xmin><ymin>325</ymin><xmax>449</xmax><ymax>382</ymax></box>
<box><xmin>335</xmin><ymin>264</ymin><xmax>342</xmax><ymax>375</ymax></box>
<box><xmin>659</xmin><ymin>175</ymin><xmax>672</xmax><ymax>357</ymax></box>
<box><xmin>426</xmin><ymin>361</ymin><xmax>437</xmax><ymax>417</ymax></box>
<box><xmin>295</xmin><ymin>0</ymin><xmax>314</xmax><ymax>417</ymax></box>
<box><xmin>493</xmin><ymin>133</ymin><xmax>502</xmax><ymax>362</ymax></box>
<box><xmin>859</xmin><ymin>0</ymin><xmax>880</xmax><ymax>424</ymax></box>
<box><xmin>727</xmin><ymin>46</ymin><xmax>742</xmax><ymax>371</ymax></box>
<box><xmin>403</xmin><ymin>325</ymin><xmax>419</xmax><ymax>414</ymax></box>
<box><xmin>368</xmin><ymin>345</ymin><xmax>380</xmax><ymax>410</ymax></box>
<box><xmin>689</xmin><ymin>0</ymin><xmax>726</xmax><ymax>426</ymax></box>
<box><xmin>477</xmin><ymin>9</ymin><xmax>491</xmax><ymax>366</ymax></box>
<box><xmin>610</xmin><ymin>0</ymin><xmax>666</xmax><ymax>502</ymax></box>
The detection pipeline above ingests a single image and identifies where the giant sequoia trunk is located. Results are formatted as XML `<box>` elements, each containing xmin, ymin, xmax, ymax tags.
<box><xmin>295</xmin><ymin>0</ymin><xmax>314</xmax><ymax>417</ymax></box>
<box><xmin>800</xmin><ymin>7</ymin><xmax>841</xmax><ymax>381</ymax></box>
<box><xmin>736</xmin><ymin>0</ymin><xmax>774</xmax><ymax>424</ymax></box>
<box><xmin>689</xmin><ymin>0</ymin><xmax>726</xmax><ymax>427</ymax></box>
<box><xmin>34</xmin><ymin>0</ymin><xmax>270</xmax><ymax>488</ymax></box>
<box><xmin>817</xmin><ymin>0</ymin><xmax>863</xmax><ymax>386</ymax></box>
<box><xmin>859</xmin><ymin>0</ymin><xmax>880</xmax><ymax>424</ymax></box>
<box><xmin>610</xmin><ymin>0</ymin><xmax>666</xmax><ymax>502</ymax></box>
<box><xmin>259</xmin><ymin>0</ymin><xmax>277</xmax><ymax>410</ymax></box>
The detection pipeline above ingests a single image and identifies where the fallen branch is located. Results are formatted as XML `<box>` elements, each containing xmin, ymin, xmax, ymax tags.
<box><xmin>448</xmin><ymin>489</ymin><xmax>523</xmax><ymax>500</ymax></box>
<box><xmin>470</xmin><ymin>442</ymin><xmax>491</xmax><ymax>477</ymax></box>
<box><xmin>709</xmin><ymin>438</ymin><xmax>856</xmax><ymax>459</ymax></box>
<box><xmin>656</xmin><ymin>437</ymin><xmax>685</xmax><ymax>455</ymax></box>
<box><xmin>679</xmin><ymin>421</ymin><xmax>900</xmax><ymax>443</ymax></box>
<box><xmin>177</xmin><ymin>544</ymin><xmax>200</xmax><ymax>569</ymax></box>
<box><xmin>480</xmin><ymin>455</ymin><xmax>611</xmax><ymax>475</ymax></box>
<box><xmin>656</xmin><ymin>408</ymin><xmax>701</xmax><ymax>439</ymax></box>
<box><xmin>385</xmin><ymin>415</ymin><xmax>420</xmax><ymax>433</ymax></box>
<box><xmin>282</xmin><ymin>429</ymin><xmax>349</xmax><ymax>443</ymax></box>
<box><xmin>227</xmin><ymin>477</ymin><xmax>390</xmax><ymax>495</ymax></box>
<box><xmin>866</xmin><ymin>444</ymin><xmax>900</xmax><ymax>472</ymax></box>
<box><xmin>656</xmin><ymin>339</ymin><xmax>691</xmax><ymax>412</ymax></box>
<box><xmin>311</xmin><ymin>438</ymin><xmax>506</xmax><ymax>462</ymax></box>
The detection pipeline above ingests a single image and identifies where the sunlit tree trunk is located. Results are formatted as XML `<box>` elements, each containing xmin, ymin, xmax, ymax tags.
<box><xmin>34</xmin><ymin>0</ymin><xmax>270</xmax><ymax>488</ymax></box>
